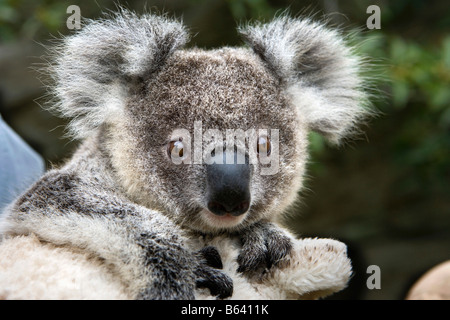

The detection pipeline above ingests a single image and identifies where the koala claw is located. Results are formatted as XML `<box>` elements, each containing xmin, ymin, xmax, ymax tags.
<box><xmin>195</xmin><ymin>246</ymin><xmax>233</xmax><ymax>299</ymax></box>
<box><xmin>198</xmin><ymin>246</ymin><xmax>223</xmax><ymax>269</ymax></box>
<box><xmin>237</xmin><ymin>222</ymin><xmax>293</xmax><ymax>274</ymax></box>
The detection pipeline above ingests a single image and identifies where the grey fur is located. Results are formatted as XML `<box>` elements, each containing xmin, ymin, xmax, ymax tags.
<box><xmin>0</xmin><ymin>10</ymin><xmax>370</xmax><ymax>299</ymax></box>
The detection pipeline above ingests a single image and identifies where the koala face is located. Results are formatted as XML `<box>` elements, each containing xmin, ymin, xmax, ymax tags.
<box><xmin>50</xmin><ymin>11</ymin><xmax>369</xmax><ymax>234</ymax></box>
<box><xmin>109</xmin><ymin>48</ymin><xmax>308</xmax><ymax>233</ymax></box>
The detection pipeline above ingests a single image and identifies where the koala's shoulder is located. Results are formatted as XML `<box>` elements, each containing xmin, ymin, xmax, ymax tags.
<box><xmin>14</xmin><ymin>171</ymin><xmax>81</xmax><ymax>213</ymax></box>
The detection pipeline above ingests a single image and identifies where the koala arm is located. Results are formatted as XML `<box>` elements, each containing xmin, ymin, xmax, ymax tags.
<box><xmin>0</xmin><ymin>156</ymin><xmax>232</xmax><ymax>300</ymax></box>
<box><xmin>260</xmin><ymin>237</ymin><xmax>352</xmax><ymax>299</ymax></box>
<box><xmin>236</xmin><ymin>221</ymin><xmax>293</xmax><ymax>274</ymax></box>
<box><xmin>193</xmin><ymin>233</ymin><xmax>352</xmax><ymax>300</ymax></box>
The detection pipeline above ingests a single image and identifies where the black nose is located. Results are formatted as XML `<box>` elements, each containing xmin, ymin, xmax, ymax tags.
<box><xmin>206</xmin><ymin>151</ymin><xmax>251</xmax><ymax>216</ymax></box>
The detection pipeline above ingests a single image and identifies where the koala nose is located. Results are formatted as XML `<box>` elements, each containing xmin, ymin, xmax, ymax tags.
<box><xmin>206</xmin><ymin>151</ymin><xmax>251</xmax><ymax>217</ymax></box>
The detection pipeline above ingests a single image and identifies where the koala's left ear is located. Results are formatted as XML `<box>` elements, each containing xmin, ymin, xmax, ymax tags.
<box><xmin>239</xmin><ymin>16</ymin><xmax>370</xmax><ymax>144</ymax></box>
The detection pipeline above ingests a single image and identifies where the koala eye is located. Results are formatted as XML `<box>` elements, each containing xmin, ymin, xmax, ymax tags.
<box><xmin>257</xmin><ymin>135</ymin><xmax>271</xmax><ymax>156</ymax></box>
<box><xmin>168</xmin><ymin>138</ymin><xmax>185</xmax><ymax>160</ymax></box>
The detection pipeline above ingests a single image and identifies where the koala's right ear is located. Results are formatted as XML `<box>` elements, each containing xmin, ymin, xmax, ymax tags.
<box><xmin>48</xmin><ymin>9</ymin><xmax>189</xmax><ymax>139</ymax></box>
<box><xmin>239</xmin><ymin>15</ymin><xmax>371</xmax><ymax>144</ymax></box>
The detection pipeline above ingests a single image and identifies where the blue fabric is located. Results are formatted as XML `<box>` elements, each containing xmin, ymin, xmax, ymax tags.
<box><xmin>0</xmin><ymin>115</ymin><xmax>45</xmax><ymax>214</ymax></box>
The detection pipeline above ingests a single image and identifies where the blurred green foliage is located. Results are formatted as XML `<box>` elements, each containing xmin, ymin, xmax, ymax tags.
<box><xmin>0</xmin><ymin>0</ymin><xmax>69</xmax><ymax>41</ymax></box>
<box><xmin>389</xmin><ymin>35</ymin><xmax>450</xmax><ymax>175</ymax></box>
<box><xmin>225</xmin><ymin>0</ymin><xmax>276</xmax><ymax>20</ymax></box>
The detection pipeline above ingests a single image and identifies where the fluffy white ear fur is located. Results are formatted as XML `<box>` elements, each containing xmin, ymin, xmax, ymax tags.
<box><xmin>239</xmin><ymin>15</ymin><xmax>370</xmax><ymax>144</ymax></box>
<box><xmin>0</xmin><ymin>232</ymin><xmax>351</xmax><ymax>300</ymax></box>
<box><xmin>47</xmin><ymin>10</ymin><xmax>189</xmax><ymax>139</ymax></box>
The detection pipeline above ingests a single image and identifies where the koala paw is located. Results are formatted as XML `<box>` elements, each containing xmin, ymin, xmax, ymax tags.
<box><xmin>237</xmin><ymin>222</ymin><xmax>292</xmax><ymax>274</ymax></box>
<box><xmin>195</xmin><ymin>246</ymin><xmax>234</xmax><ymax>299</ymax></box>
<box><xmin>136</xmin><ymin>236</ymin><xmax>231</xmax><ymax>300</ymax></box>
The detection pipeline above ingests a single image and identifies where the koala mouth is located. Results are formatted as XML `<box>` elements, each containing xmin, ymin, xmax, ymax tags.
<box><xmin>201</xmin><ymin>188</ymin><xmax>251</xmax><ymax>230</ymax></box>
<box><xmin>200</xmin><ymin>208</ymin><xmax>248</xmax><ymax>229</ymax></box>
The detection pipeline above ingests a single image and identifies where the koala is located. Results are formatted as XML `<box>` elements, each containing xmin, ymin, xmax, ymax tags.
<box><xmin>0</xmin><ymin>10</ymin><xmax>369</xmax><ymax>299</ymax></box>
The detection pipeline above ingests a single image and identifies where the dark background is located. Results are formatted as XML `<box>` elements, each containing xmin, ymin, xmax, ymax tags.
<box><xmin>1</xmin><ymin>0</ymin><xmax>449</xmax><ymax>299</ymax></box>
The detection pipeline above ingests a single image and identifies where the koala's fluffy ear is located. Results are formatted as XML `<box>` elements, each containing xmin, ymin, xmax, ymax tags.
<box><xmin>239</xmin><ymin>15</ymin><xmax>370</xmax><ymax>144</ymax></box>
<box><xmin>48</xmin><ymin>9</ymin><xmax>189</xmax><ymax>139</ymax></box>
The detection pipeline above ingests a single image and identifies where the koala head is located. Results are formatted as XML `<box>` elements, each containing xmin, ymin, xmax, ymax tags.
<box><xmin>49</xmin><ymin>10</ymin><xmax>369</xmax><ymax>234</ymax></box>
